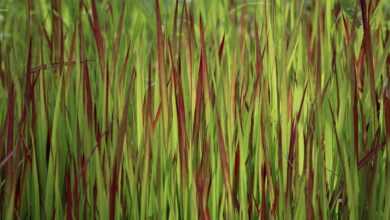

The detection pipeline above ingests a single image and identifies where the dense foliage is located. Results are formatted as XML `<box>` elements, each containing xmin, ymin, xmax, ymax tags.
<box><xmin>0</xmin><ymin>0</ymin><xmax>389</xmax><ymax>219</ymax></box>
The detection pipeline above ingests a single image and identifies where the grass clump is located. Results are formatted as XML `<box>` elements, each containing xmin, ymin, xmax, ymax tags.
<box><xmin>0</xmin><ymin>0</ymin><xmax>389</xmax><ymax>219</ymax></box>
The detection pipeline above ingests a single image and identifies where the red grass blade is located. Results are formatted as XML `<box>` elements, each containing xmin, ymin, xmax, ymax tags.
<box><xmin>85</xmin><ymin>0</ymin><xmax>106</xmax><ymax>75</ymax></box>
<box><xmin>384</xmin><ymin>84</ymin><xmax>390</xmax><ymax>139</ymax></box>
<box><xmin>155</xmin><ymin>0</ymin><xmax>168</xmax><ymax>130</ymax></box>
<box><xmin>119</xmin><ymin>44</ymin><xmax>132</xmax><ymax>86</ymax></box>
<box><xmin>184</xmin><ymin>2</ymin><xmax>195</xmax><ymax>80</ymax></box>
<box><xmin>251</xmin><ymin>22</ymin><xmax>264</xmax><ymax>103</ymax></box>
<box><xmin>79</xmin><ymin>6</ymin><xmax>95</xmax><ymax>126</ymax></box>
<box><xmin>5</xmin><ymin>85</ymin><xmax>15</xmax><ymax>161</ymax></box>
<box><xmin>218</xmin><ymin>35</ymin><xmax>225</xmax><ymax>63</ymax></box>
<box><xmin>0</xmin><ymin>150</ymin><xmax>14</xmax><ymax>169</ymax></box>
<box><xmin>271</xmin><ymin>185</ymin><xmax>279</xmax><ymax>217</ymax></box>
<box><xmin>109</xmin><ymin>69</ymin><xmax>136</xmax><ymax>220</ymax></box>
<box><xmin>359</xmin><ymin>0</ymin><xmax>378</xmax><ymax>114</ymax></box>
<box><xmin>168</xmin><ymin>42</ymin><xmax>188</xmax><ymax>178</ymax></box>
<box><xmin>352</xmin><ymin>91</ymin><xmax>359</xmax><ymax>162</ymax></box>
<box><xmin>260</xmin><ymin>163</ymin><xmax>268</xmax><ymax>220</ymax></box>
<box><xmin>358</xmin><ymin>129</ymin><xmax>386</xmax><ymax>169</ymax></box>
<box><xmin>65</xmin><ymin>169</ymin><xmax>73</xmax><ymax>220</ymax></box>
<box><xmin>195</xmin><ymin>139</ymin><xmax>211</xmax><ymax>220</ymax></box>
<box><xmin>216</xmin><ymin>116</ymin><xmax>232</xmax><ymax>200</ymax></box>
<box><xmin>192</xmin><ymin>16</ymin><xmax>207</xmax><ymax>144</ymax></box>
<box><xmin>286</xmin><ymin>83</ymin><xmax>308</xmax><ymax>205</ymax></box>
<box><xmin>232</xmin><ymin>145</ymin><xmax>240</xmax><ymax>210</ymax></box>
<box><xmin>143</xmin><ymin>61</ymin><xmax>154</xmax><ymax>126</ymax></box>
<box><xmin>305</xmin><ymin>168</ymin><xmax>314</xmax><ymax>220</ymax></box>
<box><xmin>19</xmin><ymin>38</ymin><xmax>35</xmax><ymax>128</ymax></box>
